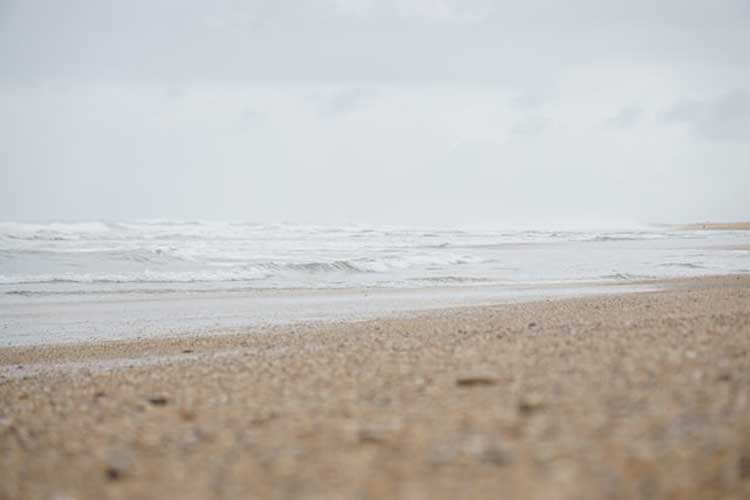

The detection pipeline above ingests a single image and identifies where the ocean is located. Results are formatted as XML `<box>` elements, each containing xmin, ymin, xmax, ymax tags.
<box><xmin>2</xmin><ymin>221</ymin><xmax>749</xmax><ymax>345</ymax></box>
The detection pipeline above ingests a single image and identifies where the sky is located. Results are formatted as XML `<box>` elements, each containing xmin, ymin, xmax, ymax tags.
<box><xmin>1</xmin><ymin>0</ymin><xmax>749</xmax><ymax>227</ymax></box>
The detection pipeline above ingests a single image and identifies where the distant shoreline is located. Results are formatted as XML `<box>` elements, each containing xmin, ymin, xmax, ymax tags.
<box><xmin>675</xmin><ymin>221</ymin><xmax>750</xmax><ymax>230</ymax></box>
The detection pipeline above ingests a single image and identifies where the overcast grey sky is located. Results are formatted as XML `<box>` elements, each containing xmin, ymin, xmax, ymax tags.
<box><xmin>1</xmin><ymin>0</ymin><xmax>749</xmax><ymax>226</ymax></box>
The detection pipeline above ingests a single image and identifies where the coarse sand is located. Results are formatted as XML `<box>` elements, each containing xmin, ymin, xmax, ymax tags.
<box><xmin>1</xmin><ymin>275</ymin><xmax>750</xmax><ymax>500</ymax></box>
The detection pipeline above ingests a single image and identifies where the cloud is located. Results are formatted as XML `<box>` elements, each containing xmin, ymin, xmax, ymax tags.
<box><xmin>509</xmin><ymin>115</ymin><xmax>547</xmax><ymax>138</ymax></box>
<box><xmin>393</xmin><ymin>0</ymin><xmax>495</xmax><ymax>22</ymax></box>
<box><xmin>659</xmin><ymin>100</ymin><xmax>704</xmax><ymax>124</ymax></box>
<box><xmin>309</xmin><ymin>87</ymin><xmax>378</xmax><ymax>118</ymax></box>
<box><xmin>1</xmin><ymin>0</ymin><xmax>748</xmax><ymax>88</ymax></box>
<box><xmin>603</xmin><ymin>105</ymin><xmax>643</xmax><ymax>130</ymax></box>
<box><xmin>1</xmin><ymin>1</ymin><xmax>749</xmax><ymax>223</ymax></box>
<box><xmin>509</xmin><ymin>92</ymin><xmax>547</xmax><ymax>110</ymax></box>
<box><xmin>661</xmin><ymin>89</ymin><xmax>750</xmax><ymax>141</ymax></box>
<box><xmin>236</xmin><ymin>108</ymin><xmax>267</xmax><ymax>130</ymax></box>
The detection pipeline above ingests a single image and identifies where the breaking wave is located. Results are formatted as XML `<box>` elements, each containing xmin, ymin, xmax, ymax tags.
<box><xmin>1</xmin><ymin>220</ymin><xmax>749</xmax><ymax>293</ymax></box>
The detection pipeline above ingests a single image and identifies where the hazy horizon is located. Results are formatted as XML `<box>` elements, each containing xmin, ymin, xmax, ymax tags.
<box><xmin>0</xmin><ymin>217</ymin><xmax>732</xmax><ymax>231</ymax></box>
<box><xmin>1</xmin><ymin>1</ymin><xmax>749</xmax><ymax>226</ymax></box>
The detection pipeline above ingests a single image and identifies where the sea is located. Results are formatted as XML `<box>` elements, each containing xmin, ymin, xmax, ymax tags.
<box><xmin>2</xmin><ymin>221</ymin><xmax>749</xmax><ymax>346</ymax></box>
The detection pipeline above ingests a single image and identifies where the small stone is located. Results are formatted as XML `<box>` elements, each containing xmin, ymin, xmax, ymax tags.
<box><xmin>482</xmin><ymin>443</ymin><xmax>513</xmax><ymax>466</ymax></box>
<box><xmin>105</xmin><ymin>467</ymin><xmax>122</xmax><ymax>481</ymax></box>
<box><xmin>179</xmin><ymin>408</ymin><xmax>196</xmax><ymax>421</ymax></box>
<box><xmin>463</xmin><ymin>434</ymin><xmax>514</xmax><ymax>466</ymax></box>
<box><xmin>147</xmin><ymin>396</ymin><xmax>168</xmax><ymax>406</ymax></box>
<box><xmin>180</xmin><ymin>428</ymin><xmax>207</xmax><ymax>448</ymax></box>
<box><xmin>739</xmin><ymin>454</ymin><xmax>750</xmax><ymax>479</ymax></box>
<box><xmin>0</xmin><ymin>415</ymin><xmax>13</xmax><ymax>432</ymax></box>
<box><xmin>358</xmin><ymin>428</ymin><xmax>386</xmax><ymax>443</ymax></box>
<box><xmin>456</xmin><ymin>375</ymin><xmax>498</xmax><ymax>387</ymax></box>
<box><xmin>104</xmin><ymin>454</ymin><xmax>131</xmax><ymax>482</ymax></box>
<box><xmin>528</xmin><ymin>322</ymin><xmax>537</xmax><ymax>328</ymax></box>
<box><xmin>182</xmin><ymin>349</ymin><xmax>194</xmax><ymax>354</ymax></box>
<box><xmin>357</xmin><ymin>419</ymin><xmax>402</xmax><ymax>443</ymax></box>
<box><xmin>249</xmin><ymin>411</ymin><xmax>277</xmax><ymax>426</ymax></box>
<box><xmin>519</xmin><ymin>393</ymin><xmax>545</xmax><ymax>415</ymax></box>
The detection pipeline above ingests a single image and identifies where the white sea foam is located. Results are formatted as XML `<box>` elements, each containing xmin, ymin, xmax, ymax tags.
<box><xmin>1</xmin><ymin>221</ymin><xmax>749</xmax><ymax>296</ymax></box>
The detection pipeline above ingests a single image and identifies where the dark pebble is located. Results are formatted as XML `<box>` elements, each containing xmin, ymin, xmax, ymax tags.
<box><xmin>739</xmin><ymin>455</ymin><xmax>750</xmax><ymax>479</ymax></box>
<box><xmin>717</xmin><ymin>372</ymin><xmax>732</xmax><ymax>382</ymax></box>
<box><xmin>456</xmin><ymin>376</ymin><xmax>498</xmax><ymax>387</ymax></box>
<box><xmin>518</xmin><ymin>397</ymin><xmax>545</xmax><ymax>416</ymax></box>
<box><xmin>105</xmin><ymin>466</ymin><xmax>123</xmax><ymax>481</ymax></box>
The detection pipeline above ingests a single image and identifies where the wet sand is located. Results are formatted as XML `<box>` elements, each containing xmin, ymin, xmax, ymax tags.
<box><xmin>0</xmin><ymin>282</ymin><xmax>656</xmax><ymax>348</ymax></box>
<box><xmin>1</xmin><ymin>275</ymin><xmax>750</xmax><ymax>499</ymax></box>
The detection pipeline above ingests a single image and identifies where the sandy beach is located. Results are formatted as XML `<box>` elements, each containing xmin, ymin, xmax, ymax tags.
<box><xmin>4</xmin><ymin>0</ymin><xmax>749</xmax><ymax>496</ymax></box>
<box><xmin>2</xmin><ymin>275</ymin><xmax>750</xmax><ymax>500</ymax></box>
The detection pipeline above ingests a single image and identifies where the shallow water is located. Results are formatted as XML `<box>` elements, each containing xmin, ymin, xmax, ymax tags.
<box><xmin>0</xmin><ymin>282</ymin><xmax>653</xmax><ymax>347</ymax></box>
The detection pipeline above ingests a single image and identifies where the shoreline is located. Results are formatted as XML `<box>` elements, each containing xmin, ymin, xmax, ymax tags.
<box><xmin>0</xmin><ymin>274</ymin><xmax>734</xmax><ymax>362</ymax></box>
<box><xmin>2</xmin><ymin>274</ymin><xmax>750</xmax><ymax>499</ymax></box>
<box><xmin>675</xmin><ymin>222</ymin><xmax>750</xmax><ymax>231</ymax></box>
<box><xmin>0</xmin><ymin>279</ymin><xmax>661</xmax><ymax>348</ymax></box>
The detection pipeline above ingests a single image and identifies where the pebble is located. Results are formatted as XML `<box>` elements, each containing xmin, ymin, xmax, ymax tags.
<box><xmin>357</xmin><ymin>419</ymin><xmax>403</xmax><ymax>443</ymax></box>
<box><xmin>717</xmin><ymin>372</ymin><xmax>732</xmax><ymax>382</ymax></box>
<box><xmin>456</xmin><ymin>375</ymin><xmax>498</xmax><ymax>387</ymax></box>
<box><xmin>179</xmin><ymin>407</ymin><xmax>196</xmax><ymax>421</ymax></box>
<box><xmin>104</xmin><ymin>453</ymin><xmax>132</xmax><ymax>481</ymax></box>
<box><xmin>739</xmin><ymin>454</ymin><xmax>750</xmax><ymax>479</ymax></box>
<box><xmin>429</xmin><ymin>434</ymin><xmax>514</xmax><ymax>466</ymax></box>
<box><xmin>519</xmin><ymin>393</ymin><xmax>545</xmax><ymax>415</ymax></box>
<box><xmin>464</xmin><ymin>434</ymin><xmax>514</xmax><ymax>466</ymax></box>
<box><xmin>0</xmin><ymin>415</ymin><xmax>13</xmax><ymax>429</ymax></box>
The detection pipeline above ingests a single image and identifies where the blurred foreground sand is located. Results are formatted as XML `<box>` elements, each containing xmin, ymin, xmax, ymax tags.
<box><xmin>2</xmin><ymin>275</ymin><xmax>750</xmax><ymax>500</ymax></box>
